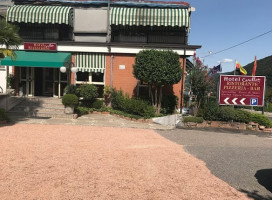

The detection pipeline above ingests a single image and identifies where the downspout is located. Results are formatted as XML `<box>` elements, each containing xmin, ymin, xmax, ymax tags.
<box><xmin>107</xmin><ymin>0</ymin><xmax>114</xmax><ymax>88</ymax></box>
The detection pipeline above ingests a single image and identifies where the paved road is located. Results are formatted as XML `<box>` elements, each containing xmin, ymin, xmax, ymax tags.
<box><xmin>157</xmin><ymin>128</ymin><xmax>272</xmax><ymax>200</ymax></box>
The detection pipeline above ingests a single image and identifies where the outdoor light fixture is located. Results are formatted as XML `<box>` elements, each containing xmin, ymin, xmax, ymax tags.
<box><xmin>60</xmin><ymin>63</ymin><xmax>78</xmax><ymax>74</ymax></box>
<box><xmin>71</xmin><ymin>67</ymin><xmax>78</xmax><ymax>73</ymax></box>
<box><xmin>60</xmin><ymin>66</ymin><xmax>67</xmax><ymax>73</ymax></box>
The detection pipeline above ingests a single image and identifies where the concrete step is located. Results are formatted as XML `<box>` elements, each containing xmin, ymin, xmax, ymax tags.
<box><xmin>7</xmin><ymin>96</ymin><xmax>71</xmax><ymax>119</ymax></box>
<box><xmin>8</xmin><ymin>111</ymin><xmax>74</xmax><ymax>119</ymax></box>
<box><xmin>10</xmin><ymin>106</ymin><xmax>64</xmax><ymax>113</ymax></box>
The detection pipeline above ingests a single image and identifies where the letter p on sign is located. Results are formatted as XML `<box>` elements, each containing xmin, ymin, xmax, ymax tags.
<box><xmin>250</xmin><ymin>98</ymin><xmax>258</xmax><ymax>105</ymax></box>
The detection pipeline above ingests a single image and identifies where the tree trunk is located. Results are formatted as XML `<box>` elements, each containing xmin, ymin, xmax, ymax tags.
<box><xmin>149</xmin><ymin>85</ymin><xmax>154</xmax><ymax>107</ymax></box>
<box><xmin>157</xmin><ymin>86</ymin><xmax>163</xmax><ymax>114</ymax></box>
<box><xmin>154</xmin><ymin>86</ymin><xmax>158</xmax><ymax>113</ymax></box>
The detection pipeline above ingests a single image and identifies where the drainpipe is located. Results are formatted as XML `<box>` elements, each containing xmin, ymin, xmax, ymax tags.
<box><xmin>110</xmin><ymin>54</ymin><xmax>113</xmax><ymax>88</ymax></box>
<box><xmin>106</xmin><ymin>0</ymin><xmax>111</xmax><ymax>43</ymax></box>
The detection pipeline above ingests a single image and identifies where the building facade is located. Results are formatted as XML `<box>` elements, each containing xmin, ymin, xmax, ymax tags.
<box><xmin>0</xmin><ymin>0</ymin><xmax>200</xmax><ymax>107</ymax></box>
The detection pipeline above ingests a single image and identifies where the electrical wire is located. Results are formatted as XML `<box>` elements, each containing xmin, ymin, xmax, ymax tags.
<box><xmin>202</xmin><ymin>29</ymin><xmax>272</xmax><ymax>58</ymax></box>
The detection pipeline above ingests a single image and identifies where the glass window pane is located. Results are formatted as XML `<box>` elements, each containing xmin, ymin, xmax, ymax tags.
<box><xmin>76</xmin><ymin>72</ymin><xmax>89</xmax><ymax>82</ymax></box>
<box><xmin>92</xmin><ymin>73</ymin><xmax>104</xmax><ymax>82</ymax></box>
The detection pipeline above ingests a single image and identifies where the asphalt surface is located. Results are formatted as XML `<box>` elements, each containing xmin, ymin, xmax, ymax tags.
<box><xmin>157</xmin><ymin>128</ymin><xmax>272</xmax><ymax>200</ymax></box>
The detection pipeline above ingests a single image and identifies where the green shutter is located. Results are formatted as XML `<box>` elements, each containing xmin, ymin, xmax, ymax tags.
<box><xmin>75</xmin><ymin>53</ymin><xmax>106</xmax><ymax>73</ymax></box>
<box><xmin>110</xmin><ymin>7</ymin><xmax>190</xmax><ymax>28</ymax></box>
<box><xmin>6</xmin><ymin>5</ymin><xmax>73</xmax><ymax>26</ymax></box>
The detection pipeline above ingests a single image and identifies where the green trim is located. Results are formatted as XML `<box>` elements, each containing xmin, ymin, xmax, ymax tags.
<box><xmin>75</xmin><ymin>53</ymin><xmax>106</xmax><ymax>73</ymax></box>
<box><xmin>6</xmin><ymin>5</ymin><xmax>73</xmax><ymax>26</ymax></box>
<box><xmin>1</xmin><ymin>51</ymin><xmax>71</xmax><ymax>68</ymax></box>
<box><xmin>110</xmin><ymin>7</ymin><xmax>190</xmax><ymax>28</ymax></box>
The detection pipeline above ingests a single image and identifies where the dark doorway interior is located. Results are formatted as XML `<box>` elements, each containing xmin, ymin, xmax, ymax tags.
<box><xmin>34</xmin><ymin>68</ymin><xmax>43</xmax><ymax>96</ymax></box>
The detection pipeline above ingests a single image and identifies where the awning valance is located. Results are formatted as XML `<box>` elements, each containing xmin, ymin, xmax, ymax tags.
<box><xmin>75</xmin><ymin>53</ymin><xmax>105</xmax><ymax>73</ymax></box>
<box><xmin>6</xmin><ymin>5</ymin><xmax>73</xmax><ymax>26</ymax></box>
<box><xmin>1</xmin><ymin>51</ymin><xmax>71</xmax><ymax>68</ymax></box>
<box><xmin>110</xmin><ymin>7</ymin><xmax>190</xmax><ymax>28</ymax></box>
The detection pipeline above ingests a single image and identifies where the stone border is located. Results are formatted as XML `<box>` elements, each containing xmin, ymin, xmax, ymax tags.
<box><xmin>184</xmin><ymin>120</ymin><xmax>272</xmax><ymax>132</ymax></box>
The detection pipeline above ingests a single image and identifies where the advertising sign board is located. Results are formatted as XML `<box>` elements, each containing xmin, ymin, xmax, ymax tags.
<box><xmin>219</xmin><ymin>75</ymin><xmax>266</xmax><ymax>106</ymax></box>
<box><xmin>24</xmin><ymin>42</ymin><xmax>57</xmax><ymax>51</ymax></box>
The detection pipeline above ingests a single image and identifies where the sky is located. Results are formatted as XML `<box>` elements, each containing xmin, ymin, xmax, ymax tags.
<box><xmin>186</xmin><ymin>0</ymin><xmax>272</xmax><ymax>72</ymax></box>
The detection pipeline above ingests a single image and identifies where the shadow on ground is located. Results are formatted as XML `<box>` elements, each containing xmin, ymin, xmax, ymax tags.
<box><xmin>255</xmin><ymin>169</ymin><xmax>272</xmax><ymax>193</ymax></box>
<box><xmin>240</xmin><ymin>169</ymin><xmax>272</xmax><ymax>200</ymax></box>
<box><xmin>240</xmin><ymin>189</ymin><xmax>272</xmax><ymax>200</ymax></box>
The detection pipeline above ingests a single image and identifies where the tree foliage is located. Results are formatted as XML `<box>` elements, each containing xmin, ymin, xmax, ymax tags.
<box><xmin>133</xmin><ymin>49</ymin><xmax>182</xmax><ymax>113</ymax></box>
<box><xmin>0</xmin><ymin>19</ymin><xmax>23</xmax><ymax>59</ymax></box>
<box><xmin>187</xmin><ymin>53</ymin><xmax>214</xmax><ymax>116</ymax></box>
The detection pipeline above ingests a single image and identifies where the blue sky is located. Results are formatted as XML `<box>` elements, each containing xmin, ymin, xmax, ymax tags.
<box><xmin>187</xmin><ymin>0</ymin><xmax>272</xmax><ymax>72</ymax></box>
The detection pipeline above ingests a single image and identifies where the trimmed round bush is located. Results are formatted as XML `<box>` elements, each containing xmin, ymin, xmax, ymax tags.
<box><xmin>77</xmin><ymin>84</ymin><xmax>98</xmax><ymax>106</ymax></box>
<box><xmin>62</xmin><ymin>94</ymin><xmax>79</xmax><ymax>107</ymax></box>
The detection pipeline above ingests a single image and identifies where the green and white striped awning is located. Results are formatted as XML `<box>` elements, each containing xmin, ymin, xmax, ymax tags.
<box><xmin>6</xmin><ymin>5</ymin><xmax>73</xmax><ymax>26</ymax></box>
<box><xmin>75</xmin><ymin>53</ymin><xmax>105</xmax><ymax>73</ymax></box>
<box><xmin>110</xmin><ymin>7</ymin><xmax>190</xmax><ymax>28</ymax></box>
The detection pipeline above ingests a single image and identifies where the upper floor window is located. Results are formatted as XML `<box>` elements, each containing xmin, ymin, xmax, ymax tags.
<box><xmin>17</xmin><ymin>23</ymin><xmax>72</xmax><ymax>41</ymax></box>
<box><xmin>111</xmin><ymin>25</ymin><xmax>186</xmax><ymax>44</ymax></box>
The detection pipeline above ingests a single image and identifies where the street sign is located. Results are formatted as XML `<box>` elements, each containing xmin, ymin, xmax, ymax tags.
<box><xmin>219</xmin><ymin>75</ymin><xmax>266</xmax><ymax>106</ymax></box>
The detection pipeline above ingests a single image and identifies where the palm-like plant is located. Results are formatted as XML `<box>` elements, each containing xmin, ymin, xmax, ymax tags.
<box><xmin>0</xmin><ymin>18</ymin><xmax>23</xmax><ymax>59</ymax></box>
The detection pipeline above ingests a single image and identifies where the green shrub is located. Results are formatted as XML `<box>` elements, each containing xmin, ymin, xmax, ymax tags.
<box><xmin>110</xmin><ymin>88</ymin><xmax>155</xmax><ymax>118</ymax></box>
<box><xmin>202</xmin><ymin>101</ymin><xmax>220</xmax><ymax>121</ymax></box>
<box><xmin>217</xmin><ymin>106</ymin><xmax>236</xmax><ymax>122</ymax></box>
<box><xmin>234</xmin><ymin>109</ymin><xmax>251</xmax><ymax>123</ymax></box>
<box><xmin>75</xmin><ymin>106</ymin><xmax>91</xmax><ymax>116</ymax></box>
<box><xmin>265</xmin><ymin>103</ymin><xmax>272</xmax><ymax>112</ymax></box>
<box><xmin>92</xmin><ymin>99</ymin><xmax>104</xmax><ymax>109</ymax></box>
<box><xmin>250</xmin><ymin>113</ymin><xmax>272</xmax><ymax>128</ymax></box>
<box><xmin>77</xmin><ymin>84</ymin><xmax>98</xmax><ymax>106</ymax></box>
<box><xmin>62</xmin><ymin>94</ymin><xmax>79</xmax><ymax>107</ymax></box>
<box><xmin>110</xmin><ymin>109</ymin><xmax>142</xmax><ymax>119</ymax></box>
<box><xmin>6</xmin><ymin>74</ymin><xmax>15</xmax><ymax>89</ymax></box>
<box><xmin>0</xmin><ymin>108</ymin><xmax>9</xmax><ymax>121</ymax></box>
<box><xmin>64</xmin><ymin>85</ymin><xmax>78</xmax><ymax>95</ymax></box>
<box><xmin>110</xmin><ymin>89</ymin><xmax>123</xmax><ymax>110</ymax></box>
<box><xmin>161</xmin><ymin>94</ymin><xmax>178</xmax><ymax>114</ymax></box>
<box><xmin>183</xmin><ymin>116</ymin><xmax>204</xmax><ymax>123</ymax></box>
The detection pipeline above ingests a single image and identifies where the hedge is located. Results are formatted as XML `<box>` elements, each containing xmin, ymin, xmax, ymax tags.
<box><xmin>183</xmin><ymin>116</ymin><xmax>204</xmax><ymax>123</ymax></box>
<box><xmin>110</xmin><ymin>89</ymin><xmax>155</xmax><ymax>119</ymax></box>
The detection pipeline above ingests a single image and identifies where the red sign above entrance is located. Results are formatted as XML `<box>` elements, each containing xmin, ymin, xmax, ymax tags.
<box><xmin>219</xmin><ymin>75</ymin><xmax>266</xmax><ymax>106</ymax></box>
<box><xmin>24</xmin><ymin>42</ymin><xmax>57</xmax><ymax>51</ymax></box>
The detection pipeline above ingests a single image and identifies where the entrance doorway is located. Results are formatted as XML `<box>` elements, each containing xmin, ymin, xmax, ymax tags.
<box><xmin>20</xmin><ymin>67</ymin><xmax>68</xmax><ymax>97</ymax></box>
<box><xmin>20</xmin><ymin>67</ymin><xmax>34</xmax><ymax>96</ymax></box>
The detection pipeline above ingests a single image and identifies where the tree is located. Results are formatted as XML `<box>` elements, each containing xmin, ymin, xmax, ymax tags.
<box><xmin>133</xmin><ymin>49</ymin><xmax>182</xmax><ymax>113</ymax></box>
<box><xmin>187</xmin><ymin>53</ymin><xmax>214</xmax><ymax>116</ymax></box>
<box><xmin>0</xmin><ymin>18</ymin><xmax>23</xmax><ymax>59</ymax></box>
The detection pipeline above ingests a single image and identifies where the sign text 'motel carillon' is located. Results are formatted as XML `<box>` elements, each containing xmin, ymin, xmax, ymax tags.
<box><xmin>219</xmin><ymin>75</ymin><xmax>266</xmax><ymax>106</ymax></box>
<box><xmin>24</xmin><ymin>42</ymin><xmax>57</xmax><ymax>51</ymax></box>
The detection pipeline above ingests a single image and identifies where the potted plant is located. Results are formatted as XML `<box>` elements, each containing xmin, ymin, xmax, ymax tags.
<box><xmin>62</xmin><ymin>94</ymin><xmax>79</xmax><ymax>114</ymax></box>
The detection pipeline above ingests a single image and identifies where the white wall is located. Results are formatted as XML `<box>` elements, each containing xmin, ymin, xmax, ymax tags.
<box><xmin>0</xmin><ymin>66</ymin><xmax>7</xmax><ymax>93</ymax></box>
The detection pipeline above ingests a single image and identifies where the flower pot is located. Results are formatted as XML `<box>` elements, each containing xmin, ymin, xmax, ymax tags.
<box><xmin>64</xmin><ymin>106</ymin><xmax>74</xmax><ymax>114</ymax></box>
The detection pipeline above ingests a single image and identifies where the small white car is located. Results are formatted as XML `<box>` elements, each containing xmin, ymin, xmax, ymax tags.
<box><xmin>182</xmin><ymin>107</ymin><xmax>190</xmax><ymax>115</ymax></box>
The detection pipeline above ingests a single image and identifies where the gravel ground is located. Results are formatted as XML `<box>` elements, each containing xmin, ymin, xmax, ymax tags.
<box><xmin>0</xmin><ymin>124</ymin><xmax>250</xmax><ymax>200</ymax></box>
